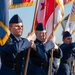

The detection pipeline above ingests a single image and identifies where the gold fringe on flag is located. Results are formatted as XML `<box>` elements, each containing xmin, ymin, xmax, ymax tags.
<box><xmin>0</xmin><ymin>21</ymin><xmax>9</xmax><ymax>46</ymax></box>
<box><xmin>8</xmin><ymin>2</ymin><xmax>34</xmax><ymax>9</ymax></box>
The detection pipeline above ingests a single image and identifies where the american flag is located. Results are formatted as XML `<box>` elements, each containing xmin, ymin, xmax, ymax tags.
<box><xmin>70</xmin><ymin>1</ymin><xmax>75</xmax><ymax>20</ymax></box>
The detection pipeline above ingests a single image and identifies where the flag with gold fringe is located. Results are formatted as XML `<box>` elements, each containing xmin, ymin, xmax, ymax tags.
<box><xmin>8</xmin><ymin>0</ymin><xmax>34</xmax><ymax>9</ymax></box>
<box><xmin>0</xmin><ymin>0</ymin><xmax>9</xmax><ymax>46</ymax></box>
<box><xmin>61</xmin><ymin>1</ymin><xmax>75</xmax><ymax>34</ymax></box>
<box><xmin>61</xmin><ymin>14</ymin><xmax>69</xmax><ymax>31</ymax></box>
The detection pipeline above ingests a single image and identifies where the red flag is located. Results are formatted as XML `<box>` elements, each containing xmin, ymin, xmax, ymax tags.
<box><xmin>34</xmin><ymin>0</ymin><xmax>64</xmax><ymax>38</ymax></box>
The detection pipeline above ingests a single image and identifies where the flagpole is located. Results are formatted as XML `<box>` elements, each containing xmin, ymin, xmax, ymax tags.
<box><xmin>48</xmin><ymin>0</ymin><xmax>55</xmax><ymax>75</ymax></box>
<box><xmin>31</xmin><ymin>0</ymin><xmax>39</xmax><ymax>32</ymax></box>
<box><xmin>24</xmin><ymin>0</ymin><xmax>38</xmax><ymax>75</ymax></box>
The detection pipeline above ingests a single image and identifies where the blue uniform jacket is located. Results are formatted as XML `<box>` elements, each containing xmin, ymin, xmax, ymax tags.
<box><xmin>0</xmin><ymin>34</ymin><xmax>31</xmax><ymax>75</ymax></box>
<box><xmin>27</xmin><ymin>39</ymin><xmax>62</xmax><ymax>75</ymax></box>
<box><xmin>56</xmin><ymin>43</ymin><xmax>75</xmax><ymax>75</ymax></box>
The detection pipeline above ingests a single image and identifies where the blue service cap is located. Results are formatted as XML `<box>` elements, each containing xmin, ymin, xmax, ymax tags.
<box><xmin>62</xmin><ymin>31</ymin><xmax>71</xmax><ymax>39</ymax></box>
<box><xmin>36</xmin><ymin>23</ymin><xmax>46</xmax><ymax>31</ymax></box>
<box><xmin>9</xmin><ymin>14</ymin><xmax>22</xmax><ymax>24</ymax></box>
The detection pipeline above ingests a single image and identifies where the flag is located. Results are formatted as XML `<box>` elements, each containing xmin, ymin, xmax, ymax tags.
<box><xmin>8</xmin><ymin>0</ymin><xmax>34</xmax><ymax>9</ymax></box>
<box><xmin>61</xmin><ymin>14</ymin><xmax>70</xmax><ymax>31</ymax></box>
<box><xmin>33</xmin><ymin>0</ymin><xmax>64</xmax><ymax>38</ymax></box>
<box><xmin>0</xmin><ymin>0</ymin><xmax>9</xmax><ymax>46</ymax></box>
<box><xmin>61</xmin><ymin>1</ymin><xmax>75</xmax><ymax>34</ymax></box>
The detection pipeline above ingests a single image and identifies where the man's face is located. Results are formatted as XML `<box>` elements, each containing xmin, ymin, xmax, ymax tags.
<box><xmin>36</xmin><ymin>30</ymin><xmax>47</xmax><ymax>42</ymax></box>
<box><xmin>63</xmin><ymin>36</ymin><xmax>72</xmax><ymax>44</ymax></box>
<box><xmin>9</xmin><ymin>23</ymin><xmax>23</xmax><ymax>38</ymax></box>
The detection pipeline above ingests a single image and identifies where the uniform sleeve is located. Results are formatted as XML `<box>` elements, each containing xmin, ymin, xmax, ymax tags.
<box><xmin>1</xmin><ymin>38</ymin><xmax>30</xmax><ymax>53</ymax></box>
<box><xmin>30</xmin><ymin>44</ymin><xmax>48</xmax><ymax>60</ymax></box>
<box><xmin>43</xmin><ymin>41</ymin><xmax>54</xmax><ymax>52</ymax></box>
<box><xmin>53</xmin><ymin>48</ymin><xmax>63</xmax><ymax>58</ymax></box>
<box><xmin>31</xmin><ymin>41</ymin><xmax>54</xmax><ymax>59</ymax></box>
<box><xmin>60</xmin><ymin>43</ymin><xmax>75</xmax><ymax>52</ymax></box>
<box><xmin>71</xmin><ymin>42</ymin><xmax>75</xmax><ymax>57</ymax></box>
<box><xmin>43</xmin><ymin>41</ymin><xmax>63</xmax><ymax>58</ymax></box>
<box><xmin>35</xmin><ymin>41</ymin><xmax>54</xmax><ymax>59</ymax></box>
<box><xmin>15</xmin><ymin>39</ymin><xmax>30</xmax><ymax>53</ymax></box>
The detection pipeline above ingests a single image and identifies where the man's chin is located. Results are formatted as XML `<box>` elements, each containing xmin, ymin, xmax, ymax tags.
<box><xmin>42</xmin><ymin>40</ymin><xmax>47</xmax><ymax>42</ymax></box>
<box><xmin>16</xmin><ymin>34</ymin><xmax>22</xmax><ymax>37</ymax></box>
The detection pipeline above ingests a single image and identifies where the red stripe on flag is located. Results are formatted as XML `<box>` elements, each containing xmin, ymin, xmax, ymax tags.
<box><xmin>34</xmin><ymin>0</ymin><xmax>64</xmax><ymax>38</ymax></box>
<box><xmin>34</xmin><ymin>0</ymin><xmax>57</xmax><ymax>27</ymax></box>
<box><xmin>43</xmin><ymin>0</ymin><xmax>57</xmax><ymax>26</ymax></box>
<box><xmin>22</xmin><ymin>0</ymin><xmax>30</xmax><ymax>2</ymax></box>
<box><xmin>71</xmin><ymin>1</ymin><xmax>75</xmax><ymax>14</ymax></box>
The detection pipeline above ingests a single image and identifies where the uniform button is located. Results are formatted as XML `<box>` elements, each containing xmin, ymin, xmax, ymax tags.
<box><xmin>12</xmin><ymin>68</ymin><xmax>15</xmax><ymax>70</ymax></box>
<box><xmin>41</xmin><ymin>63</ymin><xmax>43</xmax><ymax>68</ymax></box>
<box><xmin>41</xmin><ymin>66</ymin><xmax>43</xmax><ymax>68</ymax></box>
<box><xmin>41</xmin><ymin>63</ymin><xmax>43</xmax><ymax>65</ymax></box>
<box><xmin>22</xmin><ymin>57</ymin><xmax>24</xmax><ymax>60</ymax></box>
<box><xmin>41</xmin><ymin>63</ymin><xmax>44</xmax><ymax>66</ymax></box>
<box><xmin>20</xmin><ymin>72</ymin><xmax>22</xmax><ymax>75</ymax></box>
<box><xmin>22</xmin><ymin>65</ymin><xmax>24</xmax><ymax>67</ymax></box>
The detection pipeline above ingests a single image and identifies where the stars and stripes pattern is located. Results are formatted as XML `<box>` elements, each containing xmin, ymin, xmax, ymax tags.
<box><xmin>71</xmin><ymin>1</ymin><xmax>75</xmax><ymax>15</ymax></box>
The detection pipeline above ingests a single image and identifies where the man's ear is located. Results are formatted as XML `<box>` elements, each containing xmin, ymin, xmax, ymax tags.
<box><xmin>9</xmin><ymin>26</ymin><xmax>11</xmax><ymax>31</ymax></box>
<box><xmin>35</xmin><ymin>31</ymin><xmax>37</xmax><ymax>35</ymax></box>
<box><xmin>9</xmin><ymin>24</ymin><xmax>13</xmax><ymax>31</ymax></box>
<box><xmin>62</xmin><ymin>38</ymin><xmax>65</xmax><ymax>42</ymax></box>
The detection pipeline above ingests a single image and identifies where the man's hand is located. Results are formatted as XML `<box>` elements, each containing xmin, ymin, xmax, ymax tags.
<box><xmin>48</xmin><ymin>35</ymin><xmax>56</xmax><ymax>43</ymax></box>
<box><xmin>26</xmin><ymin>32</ymin><xmax>36</xmax><ymax>41</ymax></box>
<box><xmin>30</xmin><ymin>40</ymin><xmax>36</xmax><ymax>51</ymax></box>
<box><xmin>54</xmin><ymin>43</ymin><xmax>58</xmax><ymax>50</ymax></box>
<box><xmin>48</xmin><ymin>35</ymin><xmax>59</xmax><ymax>50</ymax></box>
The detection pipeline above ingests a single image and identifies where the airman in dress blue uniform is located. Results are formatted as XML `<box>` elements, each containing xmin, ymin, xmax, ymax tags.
<box><xmin>0</xmin><ymin>14</ymin><xmax>36</xmax><ymax>75</ymax></box>
<box><xmin>27</xmin><ymin>23</ymin><xmax>63</xmax><ymax>75</ymax></box>
<box><xmin>56</xmin><ymin>31</ymin><xmax>75</xmax><ymax>75</ymax></box>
